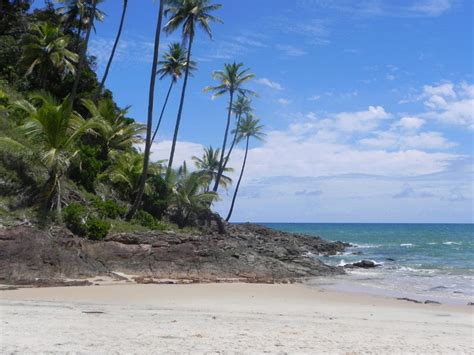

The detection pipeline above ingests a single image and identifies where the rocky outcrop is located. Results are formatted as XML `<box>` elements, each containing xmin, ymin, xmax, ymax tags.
<box><xmin>0</xmin><ymin>223</ymin><xmax>348</xmax><ymax>286</ymax></box>
<box><xmin>344</xmin><ymin>260</ymin><xmax>380</xmax><ymax>269</ymax></box>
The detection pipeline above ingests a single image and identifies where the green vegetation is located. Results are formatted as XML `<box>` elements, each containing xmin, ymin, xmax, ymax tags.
<box><xmin>0</xmin><ymin>0</ymin><xmax>264</xmax><ymax>239</ymax></box>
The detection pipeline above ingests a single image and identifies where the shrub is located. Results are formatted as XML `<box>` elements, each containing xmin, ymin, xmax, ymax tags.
<box><xmin>63</xmin><ymin>203</ymin><xmax>87</xmax><ymax>236</ymax></box>
<box><xmin>132</xmin><ymin>210</ymin><xmax>166</xmax><ymax>230</ymax></box>
<box><xmin>92</xmin><ymin>198</ymin><xmax>126</xmax><ymax>219</ymax></box>
<box><xmin>85</xmin><ymin>217</ymin><xmax>110</xmax><ymax>240</ymax></box>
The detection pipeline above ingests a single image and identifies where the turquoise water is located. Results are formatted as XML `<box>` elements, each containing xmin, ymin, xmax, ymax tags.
<box><xmin>263</xmin><ymin>223</ymin><xmax>474</xmax><ymax>304</ymax></box>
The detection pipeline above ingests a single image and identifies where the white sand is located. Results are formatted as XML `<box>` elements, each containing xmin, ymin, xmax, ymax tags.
<box><xmin>1</xmin><ymin>283</ymin><xmax>473</xmax><ymax>353</ymax></box>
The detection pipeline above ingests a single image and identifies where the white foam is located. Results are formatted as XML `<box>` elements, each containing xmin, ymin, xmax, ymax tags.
<box><xmin>400</xmin><ymin>243</ymin><xmax>414</xmax><ymax>247</ymax></box>
<box><xmin>442</xmin><ymin>241</ymin><xmax>462</xmax><ymax>245</ymax></box>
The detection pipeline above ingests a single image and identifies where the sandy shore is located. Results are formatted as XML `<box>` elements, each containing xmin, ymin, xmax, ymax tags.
<box><xmin>1</xmin><ymin>283</ymin><xmax>473</xmax><ymax>353</ymax></box>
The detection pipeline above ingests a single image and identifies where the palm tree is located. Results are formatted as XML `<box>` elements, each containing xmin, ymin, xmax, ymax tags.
<box><xmin>222</xmin><ymin>94</ymin><xmax>252</xmax><ymax>172</ymax></box>
<box><xmin>163</xmin><ymin>0</ymin><xmax>223</xmax><ymax>178</ymax></box>
<box><xmin>81</xmin><ymin>98</ymin><xmax>145</xmax><ymax>158</ymax></box>
<box><xmin>192</xmin><ymin>146</ymin><xmax>232</xmax><ymax>191</ymax></box>
<box><xmin>204</xmin><ymin>62</ymin><xmax>255</xmax><ymax>193</ymax></box>
<box><xmin>56</xmin><ymin>0</ymin><xmax>105</xmax><ymax>47</ymax></box>
<box><xmin>151</xmin><ymin>42</ymin><xmax>196</xmax><ymax>142</ymax></box>
<box><xmin>226</xmin><ymin>115</ymin><xmax>264</xmax><ymax>222</ymax></box>
<box><xmin>70</xmin><ymin>0</ymin><xmax>98</xmax><ymax>104</ymax></box>
<box><xmin>96</xmin><ymin>0</ymin><xmax>128</xmax><ymax>99</ymax></box>
<box><xmin>21</xmin><ymin>22</ymin><xmax>79</xmax><ymax>88</ymax></box>
<box><xmin>100</xmin><ymin>151</ymin><xmax>162</xmax><ymax>201</ymax></box>
<box><xmin>0</xmin><ymin>92</ymin><xmax>100</xmax><ymax>216</ymax></box>
<box><xmin>126</xmin><ymin>0</ymin><xmax>165</xmax><ymax>220</ymax></box>
<box><xmin>168</xmin><ymin>162</ymin><xmax>218</xmax><ymax>228</ymax></box>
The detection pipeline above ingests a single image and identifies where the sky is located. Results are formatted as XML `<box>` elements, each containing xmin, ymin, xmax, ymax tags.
<box><xmin>44</xmin><ymin>0</ymin><xmax>474</xmax><ymax>222</ymax></box>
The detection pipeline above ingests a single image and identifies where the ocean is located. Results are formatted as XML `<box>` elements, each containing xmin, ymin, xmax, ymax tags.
<box><xmin>263</xmin><ymin>223</ymin><xmax>474</xmax><ymax>305</ymax></box>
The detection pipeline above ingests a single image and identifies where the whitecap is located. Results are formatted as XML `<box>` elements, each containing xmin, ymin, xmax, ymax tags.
<box><xmin>442</xmin><ymin>241</ymin><xmax>462</xmax><ymax>245</ymax></box>
<box><xmin>400</xmin><ymin>243</ymin><xmax>414</xmax><ymax>247</ymax></box>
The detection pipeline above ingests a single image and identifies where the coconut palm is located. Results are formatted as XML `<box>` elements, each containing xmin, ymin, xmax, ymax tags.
<box><xmin>151</xmin><ymin>42</ymin><xmax>196</xmax><ymax>142</ymax></box>
<box><xmin>70</xmin><ymin>0</ymin><xmax>98</xmax><ymax>103</ymax></box>
<box><xmin>126</xmin><ymin>0</ymin><xmax>165</xmax><ymax>220</ymax></box>
<box><xmin>222</xmin><ymin>94</ymin><xmax>252</xmax><ymax>172</ymax></box>
<box><xmin>55</xmin><ymin>0</ymin><xmax>105</xmax><ymax>46</ymax></box>
<box><xmin>163</xmin><ymin>0</ymin><xmax>223</xmax><ymax>177</ymax></box>
<box><xmin>0</xmin><ymin>92</ymin><xmax>100</xmax><ymax>215</ymax></box>
<box><xmin>21</xmin><ymin>22</ymin><xmax>79</xmax><ymax>88</ymax></box>
<box><xmin>96</xmin><ymin>0</ymin><xmax>127</xmax><ymax>99</ymax></box>
<box><xmin>226</xmin><ymin>115</ymin><xmax>264</xmax><ymax>222</ymax></box>
<box><xmin>81</xmin><ymin>97</ymin><xmax>145</xmax><ymax>158</ymax></box>
<box><xmin>100</xmin><ymin>151</ymin><xmax>163</xmax><ymax>200</ymax></box>
<box><xmin>192</xmin><ymin>146</ymin><xmax>232</xmax><ymax>192</ymax></box>
<box><xmin>203</xmin><ymin>62</ymin><xmax>255</xmax><ymax>193</ymax></box>
<box><xmin>168</xmin><ymin>162</ymin><xmax>218</xmax><ymax>228</ymax></box>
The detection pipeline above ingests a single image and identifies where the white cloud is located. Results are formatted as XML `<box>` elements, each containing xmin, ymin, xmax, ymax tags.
<box><xmin>137</xmin><ymin>140</ymin><xmax>204</xmax><ymax>168</ymax></box>
<box><xmin>333</xmin><ymin>106</ymin><xmax>390</xmax><ymax>132</ymax></box>
<box><xmin>275</xmin><ymin>44</ymin><xmax>307</xmax><ymax>56</ymax></box>
<box><xmin>393</xmin><ymin>116</ymin><xmax>425</xmax><ymax>130</ymax></box>
<box><xmin>278</xmin><ymin>98</ymin><xmax>291</xmax><ymax>106</ymax></box>
<box><xmin>420</xmin><ymin>82</ymin><xmax>474</xmax><ymax>129</ymax></box>
<box><xmin>360</xmin><ymin>131</ymin><xmax>456</xmax><ymax>150</ymax></box>
<box><xmin>255</xmin><ymin>78</ymin><xmax>284</xmax><ymax>91</ymax></box>
<box><xmin>308</xmin><ymin>95</ymin><xmax>321</xmax><ymax>101</ymax></box>
<box><xmin>410</xmin><ymin>0</ymin><xmax>453</xmax><ymax>16</ymax></box>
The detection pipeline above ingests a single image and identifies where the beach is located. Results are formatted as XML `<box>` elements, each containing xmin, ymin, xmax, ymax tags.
<box><xmin>1</xmin><ymin>283</ymin><xmax>472</xmax><ymax>353</ymax></box>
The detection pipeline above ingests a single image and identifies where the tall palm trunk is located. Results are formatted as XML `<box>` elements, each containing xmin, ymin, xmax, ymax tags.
<box><xmin>126</xmin><ymin>0</ymin><xmax>164</xmax><ymax>220</ymax></box>
<box><xmin>226</xmin><ymin>136</ymin><xmax>249</xmax><ymax>222</ymax></box>
<box><xmin>222</xmin><ymin>113</ymin><xmax>241</xmax><ymax>171</ymax></box>
<box><xmin>212</xmin><ymin>90</ymin><xmax>234</xmax><ymax>192</ymax></box>
<box><xmin>75</xmin><ymin>12</ymin><xmax>83</xmax><ymax>50</ymax></box>
<box><xmin>70</xmin><ymin>0</ymin><xmax>97</xmax><ymax>104</ymax></box>
<box><xmin>95</xmin><ymin>0</ymin><xmax>128</xmax><ymax>100</ymax></box>
<box><xmin>166</xmin><ymin>33</ymin><xmax>194</xmax><ymax>178</ymax></box>
<box><xmin>151</xmin><ymin>80</ymin><xmax>173</xmax><ymax>142</ymax></box>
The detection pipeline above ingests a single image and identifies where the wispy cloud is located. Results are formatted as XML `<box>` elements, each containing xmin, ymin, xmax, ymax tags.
<box><xmin>256</xmin><ymin>78</ymin><xmax>284</xmax><ymax>91</ymax></box>
<box><xmin>275</xmin><ymin>44</ymin><xmax>307</xmax><ymax>57</ymax></box>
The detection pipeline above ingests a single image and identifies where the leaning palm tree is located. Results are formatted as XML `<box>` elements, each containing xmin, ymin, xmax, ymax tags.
<box><xmin>151</xmin><ymin>42</ymin><xmax>196</xmax><ymax>142</ymax></box>
<box><xmin>126</xmin><ymin>0</ymin><xmax>165</xmax><ymax>220</ymax></box>
<box><xmin>226</xmin><ymin>115</ymin><xmax>265</xmax><ymax>222</ymax></box>
<box><xmin>222</xmin><ymin>94</ymin><xmax>252</xmax><ymax>173</ymax></box>
<box><xmin>0</xmin><ymin>92</ymin><xmax>100</xmax><ymax>216</ymax></box>
<box><xmin>192</xmin><ymin>146</ymin><xmax>232</xmax><ymax>192</ymax></box>
<box><xmin>81</xmin><ymin>97</ymin><xmax>145</xmax><ymax>158</ymax></box>
<box><xmin>96</xmin><ymin>0</ymin><xmax>128</xmax><ymax>99</ymax></box>
<box><xmin>163</xmin><ymin>0</ymin><xmax>223</xmax><ymax>177</ymax></box>
<box><xmin>204</xmin><ymin>62</ymin><xmax>255</xmax><ymax>193</ymax></box>
<box><xmin>21</xmin><ymin>22</ymin><xmax>79</xmax><ymax>88</ymax></box>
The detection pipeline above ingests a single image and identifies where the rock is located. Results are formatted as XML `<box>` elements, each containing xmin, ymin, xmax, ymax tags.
<box><xmin>467</xmin><ymin>302</ymin><xmax>474</xmax><ymax>306</ymax></box>
<box><xmin>0</xmin><ymin>224</ymin><xmax>348</xmax><ymax>286</ymax></box>
<box><xmin>424</xmin><ymin>300</ymin><xmax>441</xmax><ymax>304</ymax></box>
<box><xmin>396</xmin><ymin>297</ymin><xmax>422</xmax><ymax>304</ymax></box>
<box><xmin>348</xmin><ymin>260</ymin><xmax>379</xmax><ymax>268</ymax></box>
<box><xmin>351</xmin><ymin>251</ymin><xmax>363</xmax><ymax>255</ymax></box>
<box><xmin>385</xmin><ymin>258</ymin><xmax>395</xmax><ymax>262</ymax></box>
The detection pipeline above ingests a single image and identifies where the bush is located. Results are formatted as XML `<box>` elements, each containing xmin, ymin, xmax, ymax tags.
<box><xmin>85</xmin><ymin>217</ymin><xmax>110</xmax><ymax>240</ymax></box>
<box><xmin>132</xmin><ymin>210</ymin><xmax>166</xmax><ymax>230</ymax></box>
<box><xmin>92</xmin><ymin>198</ymin><xmax>126</xmax><ymax>219</ymax></box>
<box><xmin>63</xmin><ymin>202</ymin><xmax>110</xmax><ymax>239</ymax></box>
<box><xmin>63</xmin><ymin>203</ymin><xmax>87</xmax><ymax>236</ymax></box>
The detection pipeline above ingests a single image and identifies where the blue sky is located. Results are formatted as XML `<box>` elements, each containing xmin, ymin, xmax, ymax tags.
<box><xmin>57</xmin><ymin>0</ymin><xmax>473</xmax><ymax>222</ymax></box>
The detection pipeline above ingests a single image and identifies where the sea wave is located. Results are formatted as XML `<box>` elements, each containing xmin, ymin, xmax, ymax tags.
<box><xmin>442</xmin><ymin>241</ymin><xmax>462</xmax><ymax>245</ymax></box>
<box><xmin>400</xmin><ymin>243</ymin><xmax>415</xmax><ymax>247</ymax></box>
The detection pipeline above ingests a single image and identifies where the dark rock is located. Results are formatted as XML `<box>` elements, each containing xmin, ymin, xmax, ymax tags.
<box><xmin>424</xmin><ymin>300</ymin><xmax>441</xmax><ymax>304</ymax></box>
<box><xmin>0</xmin><ymin>224</ymin><xmax>347</xmax><ymax>286</ymax></box>
<box><xmin>385</xmin><ymin>258</ymin><xmax>395</xmax><ymax>262</ymax></box>
<box><xmin>397</xmin><ymin>297</ymin><xmax>422</xmax><ymax>304</ymax></box>
<box><xmin>351</xmin><ymin>251</ymin><xmax>363</xmax><ymax>255</ymax></box>
<box><xmin>467</xmin><ymin>302</ymin><xmax>474</xmax><ymax>306</ymax></box>
<box><xmin>348</xmin><ymin>260</ymin><xmax>379</xmax><ymax>268</ymax></box>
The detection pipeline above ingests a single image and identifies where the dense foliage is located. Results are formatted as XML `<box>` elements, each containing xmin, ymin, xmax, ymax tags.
<box><xmin>0</xmin><ymin>0</ymin><xmax>264</xmax><ymax>238</ymax></box>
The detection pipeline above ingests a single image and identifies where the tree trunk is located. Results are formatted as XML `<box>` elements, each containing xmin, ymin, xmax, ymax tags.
<box><xmin>212</xmin><ymin>90</ymin><xmax>234</xmax><ymax>192</ymax></box>
<box><xmin>226</xmin><ymin>136</ymin><xmax>249</xmax><ymax>222</ymax></box>
<box><xmin>222</xmin><ymin>113</ymin><xmax>241</xmax><ymax>171</ymax></box>
<box><xmin>95</xmin><ymin>0</ymin><xmax>128</xmax><ymax>100</ymax></box>
<box><xmin>70</xmin><ymin>0</ymin><xmax>97</xmax><ymax>105</ymax></box>
<box><xmin>166</xmin><ymin>33</ymin><xmax>194</xmax><ymax>178</ymax></box>
<box><xmin>125</xmin><ymin>0</ymin><xmax>164</xmax><ymax>220</ymax></box>
<box><xmin>151</xmin><ymin>80</ymin><xmax>173</xmax><ymax>142</ymax></box>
